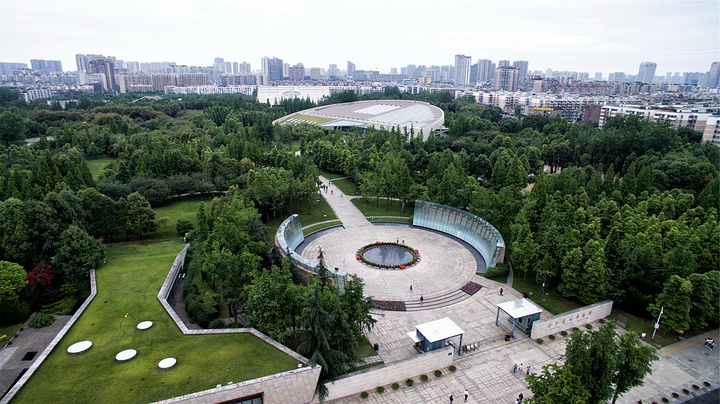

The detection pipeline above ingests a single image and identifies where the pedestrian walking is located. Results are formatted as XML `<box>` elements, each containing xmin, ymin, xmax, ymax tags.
<box><xmin>402</xmin><ymin>237</ymin><xmax>405</xmax><ymax>243</ymax></box>
<box><xmin>516</xmin><ymin>393</ymin><xmax>523</xmax><ymax>404</ymax></box>
<box><xmin>526</xmin><ymin>365</ymin><xmax>530</xmax><ymax>375</ymax></box>
<box><xmin>410</xmin><ymin>285</ymin><xmax>413</xmax><ymax>291</ymax></box>
<box><xmin>512</xmin><ymin>363</ymin><xmax>518</xmax><ymax>373</ymax></box>
<box><xmin>397</xmin><ymin>237</ymin><xmax>399</xmax><ymax>243</ymax></box>
<box><xmin>464</xmin><ymin>389</ymin><xmax>469</xmax><ymax>401</ymax></box>
<box><xmin>420</xmin><ymin>295</ymin><xmax>424</xmax><ymax>303</ymax></box>
<box><xmin>449</xmin><ymin>394</ymin><xmax>454</xmax><ymax>403</ymax></box>
<box><xmin>500</xmin><ymin>287</ymin><xmax>504</xmax><ymax>296</ymax></box>
<box><xmin>343</xmin><ymin>258</ymin><xmax>346</xmax><ymax>265</ymax></box>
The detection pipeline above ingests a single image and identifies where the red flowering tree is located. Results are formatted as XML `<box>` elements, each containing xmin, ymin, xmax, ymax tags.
<box><xmin>26</xmin><ymin>263</ymin><xmax>55</xmax><ymax>289</ymax></box>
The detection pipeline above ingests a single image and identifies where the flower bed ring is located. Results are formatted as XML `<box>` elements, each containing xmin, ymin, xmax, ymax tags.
<box><xmin>357</xmin><ymin>242</ymin><xmax>419</xmax><ymax>270</ymax></box>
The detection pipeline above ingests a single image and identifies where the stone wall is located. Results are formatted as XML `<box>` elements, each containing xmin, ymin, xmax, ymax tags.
<box><xmin>154</xmin><ymin>365</ymin><xmax>321</xmax><ymax>404</ymax></box>
<box><xmin>530</xmin><ymin>300</ymin><xmax>613</xmax><ymax>339</ymax></box>
<box><xmin>314</xmin><ymin>346</ymin><xmax>455</xmax><ymax>403</ymax></box>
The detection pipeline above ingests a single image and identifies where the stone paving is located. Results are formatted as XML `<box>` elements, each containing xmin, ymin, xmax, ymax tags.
<box><xmin>313</xmin><ymin>176</ymin><xmax>720</xmax><ymax>403</ymax></box>
<box><xmin>0</xmin><ymin>315</ymin><xmax>71</xmax><ymax>398</ymax></box>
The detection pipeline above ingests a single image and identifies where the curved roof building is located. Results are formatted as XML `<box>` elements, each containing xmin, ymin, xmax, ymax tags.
<box><xmin>273</xmin><ymin>100</ymin><xmax>445</xmax><ymax>140</ymax></box>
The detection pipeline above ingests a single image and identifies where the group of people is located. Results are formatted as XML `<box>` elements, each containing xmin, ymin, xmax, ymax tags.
<box><xmin>449</xmin><ymin>390</ymin><xmax>524</xmax><ymax>403</ymax></box>
<box><xmin>511</xmin><ymin>363</ymin><xmax>531</xmax><ymax>375</ymax></box>
<box><xmin>448</xmin><ymin>389</ymin><xmax>469</xmax><ymax>402</ymax></box>
<box><xmin>704</xmin><ymin>338</ymin><xmax>715</xmax><ymax>351</ymax></box>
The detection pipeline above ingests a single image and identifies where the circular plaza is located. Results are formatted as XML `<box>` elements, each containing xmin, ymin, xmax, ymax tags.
<box><xmin>298</xmin><ymin>224</ymin><xmax>481</xmax><ymax>302</ymax></box>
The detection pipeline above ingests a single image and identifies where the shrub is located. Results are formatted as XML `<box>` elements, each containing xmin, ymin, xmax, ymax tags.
<box><xmin>693</xmin><ymin>384</ymin><xmax>700</xmax><ymax>389</ymax></box>
<box><xmin>599</xmin><ymin>318</ymin><xmax>606</xmax><ymax>324</ymax></box>
<box><xmin>406</xmin><ymin>379</ymin><xmax>414</xmax><ymax>386</ymax></box>
<box><xmin>29</xmin><ymin>313</ymin><xmax>54</xmax><ymax>328</ymax></box>
<box><xmin>548</xmin><ymin>334</ymin><xmax>556</xmax><ymax>340</ymax></box>
<box><xmin>176</xmin><ymin>218</ymin><xmax>194</xmax><ymax>236</ymax></box>
<box><xmin>434</xmin><ymin>370</ymin><xmax>442</xmax><ymax>377</ymax></box>
<box><xmin>536</xmin><ymin>338</ymin><xmax>544</xmax><ymax>344</ymax></box>
<box><xmin>360</xmin><ymin>391</ymin><xmax>368</xmax><ymax>398</ymax></box>
<box><xmin>40</xmin><ymin>295</ymin><xmax>77</xmax><ymax>315</ymax></box>
<box><xmin>449</xmin><ymin>365</ymin><xmax>457</xmax><ymax>372</ymax></box>
<box><xmin>671</xmin><ymin>392</ymin><xmax>679</xmax><ymax>398</ymax></box>
<box><xmin>704</xmin><ymin>381</ymin><xmax>711</xmax><ymax>386</ymax></box>
<box><xmin>208</xmin><ymin>319</ymin><xmax>225</xmax><ymax>329</ymax></box>
<box><xmin>482</xmin><ymin>263</ymin><xmax>509</xmax><ymax>281</ymax></box>
<box><xmin>392</xmin><ymin>383</ymin><xmax>400</xmax><ymax>390</ymax></box>
<box><xmin>560</xmin><ymin>330</ymin><xmax>568</xmax><ymax>336</ymax></box>
<box><xmin>683</xmin><ymin>388</ymin><xmax>690</xmax><ymax>394</ymax></box>
<box><xmin>376</xmin><ymin>386</ymin><xmax>385</xmax><ymax>393</ymax></box>
<box><xmin>585</xmin><ymin>323</ymin><xmax>593</xmax><ymax>329</ymax></box>
<box><xmin>420</xmin><ymin>374</ymin><xmax>428</xmax><ymax>381</ymax></box>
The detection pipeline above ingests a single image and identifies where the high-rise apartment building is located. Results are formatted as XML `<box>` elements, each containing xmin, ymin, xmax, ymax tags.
<box><xmin>406</xmin><ymin>64</ymin><xmax>417</xmax><ymax>80</ymax></box>
<box><xmin>30</xmin><ymin>59</ymin><xmax>63</xmax><ymax>75</ymax></box>
<box><xmin>328</xmin><ymin>64</ymin><xmax>340</xmax><ymax>78</ymax></box>
<box><xmin>347</xmin><ymin>61</ymin><xmax>355</xmax><ymax>78</ymax></box>
<box><xmin>310</xmin><ymin>68</ymin><xmax>321</xmax><ymax>81</ymax></box>
<box><xmin>76</xmin><ymin>54</ymin><xmax>104</xmax><ymax>73</ymax></box>
<box><xmin>261</xmin><ymin>57</ymin><xmax>283</xmax><ymax>81</ymax></box>
<box><xmin>475</xmin><ymin>59</ymin><xmax>494</xmax><ymax>83</ymax></box>
<box><xmin>289</xmin><ymin>63</ymin><xmax>305</xmax><ymax>81</ymax></box>
<box><xmin>498</xmin><ymin>60</ymin><xmax>511</xmax><ymax>68</ymax></box>
<box><xmin>239</xmin><ymin>62</ymin><xmax>251</xmax><ymax>75</ymax></box>
<box><xmin>594</xmin><ymin>72</ymin><xmax>603</xmax><ymax>81</ymax></box>
<box><xmin>493</xmin><ymin>66</ymin><xmax>519</xmax><ymax>91</ymax></box>
<box><xmin>454</xmin><ymin>54</ymin><xmax>472</xmax><ymax>86</ymax></box>
<box><xmin>637</xmin><ymin>62</ymin><xmax>657</xmax><ymax>84</ymax></box>
<box><xmin>706</xmin><ymin>62</ymin><xmax>720</xmax><ymax>88</ymax></box>
<box><xmin>512</xmin><ymin>60</ymin><xmax>529</xmax><ymax>85</ymax></box>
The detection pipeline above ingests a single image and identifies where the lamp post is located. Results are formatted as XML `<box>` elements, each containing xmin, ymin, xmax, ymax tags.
<box><xmin>539</xmin><ymin>273</ymin><xmax>547</xmax><ymax>301</ymax></box>
<box><xmin>652</xmin><ymin>307</ymin><xmax>663</xmax><ymax>340</ymax></box>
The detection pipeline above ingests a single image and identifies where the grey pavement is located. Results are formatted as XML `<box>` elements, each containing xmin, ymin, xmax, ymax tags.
<box><xmin>0</xmin><ymin>315</ymin><xmax>70</xmax><ymax>398</ymax></box>
<box><xmin>310</xmin><ymin>178</ymin><xmax>720</xmax><ymax>403</ymax></box>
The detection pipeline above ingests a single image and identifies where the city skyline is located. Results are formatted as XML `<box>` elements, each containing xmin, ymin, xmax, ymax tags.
<box><xmin>1</xmin><ymin>0</ymin><xmax>718</xmax><ymax>76</ymax></box>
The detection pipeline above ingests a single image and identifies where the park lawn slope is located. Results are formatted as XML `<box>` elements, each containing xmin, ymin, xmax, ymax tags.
<box><xmin>13</xmin><ymin>240</ymin><xmax>297</xmax><ymax>404</ymax></box>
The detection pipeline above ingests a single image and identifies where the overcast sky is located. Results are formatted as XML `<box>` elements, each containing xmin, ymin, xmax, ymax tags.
<box><xmin>1</xmin><ymin>0</ymin><xmax>718</xmax><ymax>76</ymax></box>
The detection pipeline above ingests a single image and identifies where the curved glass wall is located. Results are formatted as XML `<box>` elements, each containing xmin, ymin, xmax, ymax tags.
<box><xmin>276</xmin><ymin>214</ymin><xmax>346</xmax><ymax>292</ymax></box>
<box><xmin>413</xmin><ymin>201</ymin><xmax>505</xmax><ymax>269</ymax></box>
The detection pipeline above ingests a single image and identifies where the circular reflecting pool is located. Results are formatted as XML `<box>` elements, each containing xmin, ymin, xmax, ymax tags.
<box><xmin>362</xmin><ymin>245</ymin><xmax>414</xmax><ymax>266</ymax></box>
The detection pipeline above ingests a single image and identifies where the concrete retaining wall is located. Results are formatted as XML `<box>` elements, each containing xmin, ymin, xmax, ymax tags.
<box><xmin>156</xmin><ymin>365</ymin><xmax>321</xmax><ymax>404</ymax></box>
<box><xmin>156</xmin><ymin>245</ymin><xmax>320</xmax><ymax>404</ymax></box>
<box><xmin>530</xmin><ymin>300</ymin><xmax>613</xmax><ymax>339</ymax></box>
<box><xmin>315</xmin><ymin>346</ymin><xmax>455</xmax><ymax>403</ymax></box>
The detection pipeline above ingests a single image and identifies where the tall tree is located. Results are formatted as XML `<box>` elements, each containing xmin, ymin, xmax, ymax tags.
<box><xmin>525</xmin><ymin>363</ymin><xmax>590</xmax><ymax>404</ymax></box>
<box><xmin>54</xmin><ymin>225</ymin><xmax>105</xmax><ymax>294</ymax></box>
<box><xmin>125</xmin><ymin>192</ymin><xmax>158</xmax><ymax>237</ymax></box>
<box><xmin>610</xmin><ymin>331</ymin><xmax>658</xmax><ymax>404</ymax></box>
<box><xmin>648</xmin><ymin>275</ymin><xmax>693</xmax><ymax>334</ymax></box>
<box><xmin>298</xmin><ymin>284</ymin><xmax>350</xmax><ymax>401</ymax></box>
<box><xmin>564</xmin><ymin>323</ymin><xmax>617</xmax><ymax>404</ymax></box>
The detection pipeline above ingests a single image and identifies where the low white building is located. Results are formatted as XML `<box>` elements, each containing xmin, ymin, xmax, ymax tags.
<box><xmin>257</xmin><ymin>85</ymin><xmax>331</xmax><ymax>105</ymax></box>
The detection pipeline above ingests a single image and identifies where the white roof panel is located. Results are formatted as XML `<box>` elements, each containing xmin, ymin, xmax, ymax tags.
<box><xmin>415</xmin><ymin>317</ymin><xmax>464</xmax><ymax>343</ymax></box>
<box><xmin>497</xmin><ymin>299</ymin><xmax>542</xmax><ymax>319</ymax></box>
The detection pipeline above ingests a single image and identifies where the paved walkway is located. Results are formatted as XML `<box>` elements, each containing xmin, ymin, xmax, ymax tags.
<box><xmin>307</xmin><ymin>180</ymin><xmax>719</xmax><ymax>403</ymax></box>
<box><xmin>0</xmin><ymin>315</ymin><xmax>71</xmax><ymax>398</ymax></box>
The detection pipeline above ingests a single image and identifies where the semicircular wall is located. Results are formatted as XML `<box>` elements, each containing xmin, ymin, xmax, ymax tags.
<box><xmin>412</xmin><ymin>200</ymin><xmax>505</xmax><ymax>269</ymax></box>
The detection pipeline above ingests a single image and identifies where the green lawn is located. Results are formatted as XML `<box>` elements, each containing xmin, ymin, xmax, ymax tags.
<box><xmin>265</xmin><ymin>197</ymin><xmax>338</xmax><ymax>241</ymax></box>
<box><xmin>303</xmin><ymin>220</ymin><xmax>343</xmax><ymax>236</ymax></box>
<box><xmin>512</xmin><ymin>277</ymin><xmax>582</xmax><ymax>315</ymax></box>
<box><xmin>152</xmin><ymin>194</ymin><xmax>218</xmax><ymax>237</ymax></box>
<box><xmin>319</xmin><ymin>169</ymin><xmax>346</xmax><ymax>180</ymax></box>
<box><xmin>351</xmin><ymin>197</ymin><xmax>411</xmax><ymax>221</ymax></box>
<box><xmin>13</xmin><ymin>240</ymin><xmax>297</xmax><ymax>404</ymax></box>
<box><xmin>330</xmin><ymin>177</ymin><xmax>358</xmax><ymax>196</ymax></box>
<box><xmin>85</xmin><ymin>155</ymin><xmax>116</xmax><ymax>178</ymax></box>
